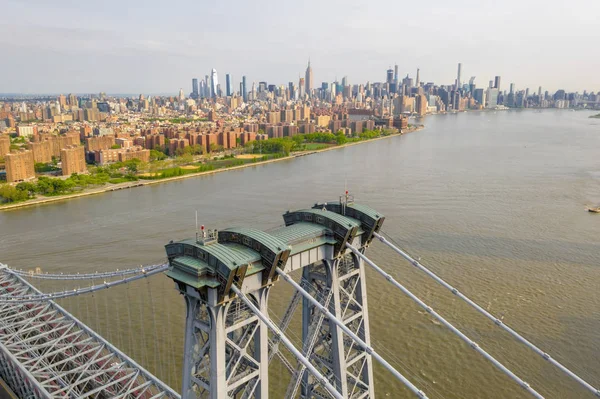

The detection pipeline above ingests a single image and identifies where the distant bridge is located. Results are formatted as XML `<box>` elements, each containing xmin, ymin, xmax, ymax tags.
<box><xmin>0</xmin><ymin>195</ymin><xmax>598</xmax><ymax>398</ymax></box>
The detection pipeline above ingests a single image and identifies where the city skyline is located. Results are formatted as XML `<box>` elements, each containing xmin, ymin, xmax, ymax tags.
<box><xmin>1</xmin><ymin>0</ymin><xmax>599</xmax><ymax>94</ymax></box>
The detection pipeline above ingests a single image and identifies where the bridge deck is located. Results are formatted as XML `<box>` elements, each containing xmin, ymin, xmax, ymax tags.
<box><xmin>0</xmin><ymin>269</ymin><xmax>179</xmax><ymax>399</ymax></box>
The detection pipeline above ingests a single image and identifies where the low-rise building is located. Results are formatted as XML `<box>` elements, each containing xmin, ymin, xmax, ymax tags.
<box><xmin>86</xmin><ymin>136</ymin><xmax>115</xmax><ymax>152</ymax></box>
<box><xmin>118</xmin><ymin>146</ymin><xmax>150</xmax><ymax>163</ymax></box>
<box><xmin>97</xmin><ymin>145</ymin><xmax>150</xmax><ymax>165</ymax></box>
<box><xmin>16</xmin><ymin>125</ymin><xmax>37</xmax><ymax>137</ymax></box>
<box><xmin>115</xmin><ymin>138</ymin><xmax>133</xmax><ymax>148</ymax></box>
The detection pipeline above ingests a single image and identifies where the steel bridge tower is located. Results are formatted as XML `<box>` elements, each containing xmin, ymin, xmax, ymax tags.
<box><xmin>165</xmin><ymin>196</ymin><xmax>384</xmax><ymax>398</ymax></box>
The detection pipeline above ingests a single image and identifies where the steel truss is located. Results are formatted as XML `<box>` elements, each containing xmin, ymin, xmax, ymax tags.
<box><xmin>181</xmin><ymin>287</ymin><xmax>270</xmax><ymax>399</ymax></box>
<box><xmin>0</xmin><ymin>268</ymin><xmax>179</xmax><ymax>399</ymax></box>
<box><xmin>299</xmin><ymin>254</ymin><xmax>374</xmax><ymax>399</ymax></box>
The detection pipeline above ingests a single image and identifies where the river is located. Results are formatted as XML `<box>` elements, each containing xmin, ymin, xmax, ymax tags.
<box><xmin>1</xmin><ymin>109</ymin><xmax>599</xmax><ymax>398</ymax></box>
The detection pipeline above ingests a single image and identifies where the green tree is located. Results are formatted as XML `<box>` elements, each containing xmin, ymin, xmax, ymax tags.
<box><xmin>335</xmin><ymin>132</ymin><xmax>347</xmax><ymax>145</ymax></box>
<box><xmin>0</xmin><ymin>184</ymin><xmax>29</xmax><ymax>203</ymax></box>
<box><xmin>209</xmin><ymin>143</ymin><xmax>224</xmax><ymax>153</ymax></box>
<box><xmin>15</xmin><ymin>182</ymin><xmax>36</xmax><ymax>196</ymax></box>
<box><xmin>124</xmin><ymin>159</ymin><xmax>142</xmax><ymax>173</ymax></box>
<box><xmin>35</xmin><ymin>177</ymin><xmax>54</xmax><ymax>195</ymax></box>
<box><xmin>180</xmin><ymin>153</ymin><xmax>193</xmax><ymax>164</ymax></box>
<box><xmin>150</xmin><ymin>149</ymin><xmax>166</xmax><ymax>161</ymax></box>
<box><xmin>110</xmin><ymin>144</ymin><xmax>121</xmax><ymax>149</ymax></box>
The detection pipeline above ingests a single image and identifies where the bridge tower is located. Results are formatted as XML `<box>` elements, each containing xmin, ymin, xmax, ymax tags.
<box><xmin>294</xmin><ymin>196</ymin><xmax>384</xmax><ymax>398</ymax></box>
<box><xmin>166</xmin><ymin>226</ymin><xmax>290</xmax><ymax>398</ymax></box>
<box><xmin>165</xmin><ymin>197</ymin><xmax>384</xmax><ymax>399</ymax></box>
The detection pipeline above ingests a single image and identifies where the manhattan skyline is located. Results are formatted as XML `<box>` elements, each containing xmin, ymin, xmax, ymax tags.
<box><xmin>1</xmin><ymin>0</ymin><xmax>598</xmax><ymax>94</ymax></box>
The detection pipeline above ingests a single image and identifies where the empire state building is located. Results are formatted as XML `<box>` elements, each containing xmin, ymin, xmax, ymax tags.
<box><xmin>305</xmin><ymin>60</ymin><xmax>313</xmax><ymax>98</ymax></box>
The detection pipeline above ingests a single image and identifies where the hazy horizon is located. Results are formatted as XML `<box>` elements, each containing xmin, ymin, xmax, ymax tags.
<box><xmin>1</xmin><ymin>0</ymin><xmax>599</xmax><ymax>95</ymax></box>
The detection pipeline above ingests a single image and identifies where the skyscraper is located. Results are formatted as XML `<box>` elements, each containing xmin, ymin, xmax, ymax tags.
<box><xmin>456</xmin><ymin>63</ymin><xmax>462</xmax><ymax>90</ymax></box>
<box><xmin>386</xmin><ymin>68</ymin><xmax>394</xmax><ymax>84</ymax></box>
<box><xmin>299</xmin><ymin>77</ymin><xmax>305</xmax><ymax>98</ymax></box>
<box><xmin>242</xmin><ymin>76</ymin><xmax>248</xmax><ymax>102</ymax></box>
<box><xmin>416</xmin><ymin>68</ymin><xmax>420</xmax><ymax>88</ymax></box>
<box><xmin>394</xmin><ymin>64</ymin><xmax>399</xmax><ymax>83</ymax></box>
<box><xmin>192</xmin><ymin>78</ymin><xmax>199</xmax><ymax>99</ymax></box>
<box><xmin>402</xmin><ymin>75</ymin><xmax>412</xmax><ymax>89</ymax></box>
<box><xmin>305</xmin><ymin>60</ymin><xmax>313</xmax><ymax>98</ymax></box>
<box><xmin>226</xmin><ymin>74</ymin><xmax>232</xmax><ymax>97</ymax></box>
<box><xmin>210</xmin><ymin>69</ymin><xmax>219</xmax><ymax>98</ymax></box>
<box><xmin>486</xmin><ymin>87</ymin><xmax>499</xmax><ymax>108</ymax></box>
<box><xmin>474</xmin><ymin>88</ymin><xmax>486</xmax><ymax>105</ymax></box>
<box><xmin>494</xmin><ymin>76</ymin><xmax>501</xmax><ymax>90</ymax></box>
<box><xmin>199</xmin><ymin>81</ymin><xmax>207</xmax><ymax>98</ymax></box>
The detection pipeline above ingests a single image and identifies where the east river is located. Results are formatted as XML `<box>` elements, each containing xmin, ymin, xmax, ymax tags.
<box><xmin>1</xmin><ymin>109</ymin><xmax>599</xmax><ymax>398</ymax></box>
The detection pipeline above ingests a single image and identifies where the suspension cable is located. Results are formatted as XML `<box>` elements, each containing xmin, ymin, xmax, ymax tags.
<box><xmin>230</xmin><ymin>285</ymin><xmax>344</xmax><ymax>399</ymax></box>
<box><xmin>275</xmin><ymin>269</ymin><xmax>428</xmax><ymax>399</ymax></box>
<box><xmin>374</xmin><ymin>231</ymin><xmax>600</xmax><ymax>398</ymax></box>
<box><xmin>0</xmin><ymin>264</ymin><xmax>168</xmax><ymax>304</ymax></box>
<box><xmin>346</xmin><ymin>243</ymin><xmax>545</xmax><ymax>399</ymax></box>
<box><xmin>6</xmin><ymin>264</ymin><xmax>166</xmax><ymax>280</ymax></box>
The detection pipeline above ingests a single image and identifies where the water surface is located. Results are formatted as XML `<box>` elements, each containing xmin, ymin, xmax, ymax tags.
<box><xmin>1</xmin><ymin>109</ymin><xmax>599</xmax><ymax>398</ymax></box>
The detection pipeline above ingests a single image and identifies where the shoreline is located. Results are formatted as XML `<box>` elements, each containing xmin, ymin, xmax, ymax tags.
<box><xmin>0</xmin><ymin>126</ymin><xmax>423</xmax><ymax>211</ymax></box>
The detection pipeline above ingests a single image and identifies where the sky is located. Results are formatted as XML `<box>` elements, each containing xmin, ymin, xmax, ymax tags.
<box><xmin>1</xmin><ymin>0</ymin><xmax>599</xmax><ymax>95</ymax></box>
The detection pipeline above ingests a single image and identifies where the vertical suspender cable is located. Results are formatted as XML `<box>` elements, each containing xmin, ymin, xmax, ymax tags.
<box><xmin>346</xmin><ymin>243</ymin><xmax>546</xmax><ymax>399</ymax></box>
<box><xmin>146</xmin><ymin>280</ymin><xmax>162</xmax><ymax>378</ymax></box>
<box><xmin>374</xmin><ymin>231</ymin><xmax>600</xmax><ymax>398</ymax></box>
<box><xmin>125</xmin><ymin>283</ymin><xmax>135</xmax><ymax>362</ymax></box>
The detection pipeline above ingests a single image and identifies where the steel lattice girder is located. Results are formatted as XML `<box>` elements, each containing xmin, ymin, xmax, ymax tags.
<box><xmin>0</xmin><ymin>269</ymin><xmax>180</xmax><ymax>399</ymax></box>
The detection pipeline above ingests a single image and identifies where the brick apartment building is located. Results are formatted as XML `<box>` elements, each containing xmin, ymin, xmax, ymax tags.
<box><xmin>0</xmin><ymin>135</ymin><xmax>9</xmax><ymax>158</ymax></box>
<box><xmin>97</xmin><ymin>146</ymin><xmax>150</xmax><ymax>165</ymax></box>
<box><xmin>28</xmin><ymin>140</ymin><xmax>53</xmax><ymax>163</ymax></box>
<box><xmin>5</xmin><ymin>150</ymin><xmax>35</xmax><ymax>183</ymax></box>
<box><xmin>85</xmin><ymin>136</ymin><xmax>115</xmax><ymax>152</ymax></box>
<box><xmin>60</xmin><ymin>145</ymin><xmax>87</xmax><ymax>176</ymax></box>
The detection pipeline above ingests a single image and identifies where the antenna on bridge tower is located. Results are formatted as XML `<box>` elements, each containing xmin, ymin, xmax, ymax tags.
<box><xmin>195</xmin><ymin>211</ymin><xmax>199</xmax><ymax>242</ymax></box>
<box><xmin>339</xmin><ymin>179</ymin><xmax>354</xmax><ymax>216</ymax></box>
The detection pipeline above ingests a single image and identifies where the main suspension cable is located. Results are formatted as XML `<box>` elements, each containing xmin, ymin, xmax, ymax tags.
<box><xmin>374</xmin><ymin>231</ymin><xmax>600</xmax><ymax>398</ymax></box>
<box><xmin>346</xmin><ymin>243</ymin><xmax>545</xmax><ymax>399</ymax></box>
<box><xmin>276</xmin><ymin>268</ymin><xmax>428</xmax><ymax>399</ymax></box>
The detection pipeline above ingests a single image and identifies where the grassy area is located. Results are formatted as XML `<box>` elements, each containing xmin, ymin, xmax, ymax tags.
<box><xmin>302</xmin><ymin>143</ymin><xmax>331</xmax><ymax>151</ymax></box>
